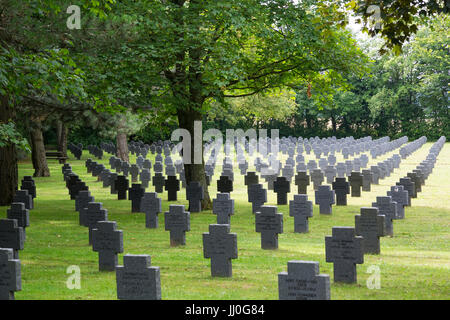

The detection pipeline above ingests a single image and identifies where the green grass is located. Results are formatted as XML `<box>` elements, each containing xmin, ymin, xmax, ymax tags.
<box><xmin>1</xmin><ymin>142</ymin><xmax>449</xmax><ymax>300</ymax></box>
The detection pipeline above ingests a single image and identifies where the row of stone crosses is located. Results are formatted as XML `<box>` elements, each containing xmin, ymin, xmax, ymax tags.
<box><xmin>0</xmin><ymin>135</ymin><xmax>444</xmax><ymax>299</ymax></box>
<box><xmin>78</xmin><ymin>135</ymin><xmax>421</xmax><ymax>216</ymax></box>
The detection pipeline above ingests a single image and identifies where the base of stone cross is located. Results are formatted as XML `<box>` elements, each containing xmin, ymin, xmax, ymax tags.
<box><xmin>297</xmin><ymin>187</ymin><xmax>307</xmax><ymax>194</ymax></box>
<box><xmin>261</xmin><ymin>232</ymin><xmax>278</xmax><ymax>250</ymax></box>
<box><xmin>251</xmin><ymin>203</ymin><xmax>264</xmax><ymax>214</ymax></box>
<box><xmin>210</xmin><ymin>257</ymin><xmax>232</xmax><ymax>277</ymax></box>
<box><xmin>336</xmin><ymin>195</ymin><xmax>347</xmax><ymax>206</ymax></box>
<box><xmin>294</xmin><ymin>221</ymin><xmax>309</xmax><ymax>233</ymax></box>
<box><xmin>333</xmin><ymin>261</ymin><xmax>357</xmax><ymax>283</ymax></box>
<box><xmin>170</xmin><ymin>230</ymin><xmax>186</xmax><ymax>246</ymax></box>
<box><xmin>319</xmin><ymin>205</ymin><xmax>332</xmax><ymax>215</ymax></box>
<box><xmin>189</xmin><ymin>201</ymin><xmax>202</xmax><ymax>213</ymax></box>
<box><xmin>167</xmin><ymin>191</ymin><xmax>177</xmax><ymax>201</ymax></box>
<box><xmin>363</xmin><ymin>235</ymin><xmax>381</xmax><ymax>255</ymax></box>
<box><xmin>98</xmin><ymin>251</ymin><xmax>119</xmax><ymax>271</ymax></box>
<box><xmin>0</xmin><ymin>290</ymin><xmax>15</xmax><ymax>300</ymax></box>
<box><xmin>217</xmin><ymin>215</ymin><xmax>231</xmax><ymax>225</ymax></box>
<box><xmin>146</xmin><ymin>214</ymin><xmax>158</xmax><ymax>229</ymax></box>
<box><xmin>276</xmin><ymin>193</ymin><xmax>288</xmax><ymax>205</ymax></box>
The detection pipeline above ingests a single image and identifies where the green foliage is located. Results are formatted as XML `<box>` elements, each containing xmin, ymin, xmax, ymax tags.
<box><xmin>0</xmin><ymin>122</ymin><xmax>30</xmax><ymax>152</ymax></box>
<box><xmin>204</xmin><ymin>15</ymin><xmax>448</xmax><ymax>141</ymax></box>
<box><xmin>350</xmin><ymin>0</ymin><xmax>449</xmax><ymax>54</ymax></box>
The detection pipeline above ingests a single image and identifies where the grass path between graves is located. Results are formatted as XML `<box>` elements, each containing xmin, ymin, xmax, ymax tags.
<box><xmin>1</xmin><ymin>142</ymin><xmax>449</xmax><ymax>300</ymax></box>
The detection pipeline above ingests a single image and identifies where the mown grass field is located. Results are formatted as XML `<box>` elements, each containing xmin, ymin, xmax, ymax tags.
<box><xmin>1</xmin><ymin>142</ymin><xmax>449</xmax><ymax>300</ymax></box>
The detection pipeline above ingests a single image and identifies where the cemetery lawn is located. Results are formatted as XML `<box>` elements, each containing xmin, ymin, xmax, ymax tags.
<box><xmin>1</xmin><ymin>142</ymin><xmax>449</xmax><ymax>300</ymax></box>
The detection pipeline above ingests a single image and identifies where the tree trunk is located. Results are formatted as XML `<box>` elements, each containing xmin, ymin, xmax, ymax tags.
<box><xmin>57</xmin><ymin>122</ymin><xmax>68</xmax><ymax>157</ymax></box>
<box><xmin>116</xmin><ymin>132</ymin><xmax>129</xmax><ymax>162</ymax></box>
<box><xmin>177</xmin><ymin>108</ymin><xmax>212</xmax><ymax>210</ymax></box>
<box><xmin>30</xmin><ymin>119</ymin><xmax>50</xmax><ymax>177</ymax></box>
<box><xmin>0</xmin><ymin>94</ymin><xmax>18</xmax><ymax>206</ymax></box>
<box><xmin>331</xmin><ymin>115</ymin><xmax>337</xmax><ymax>135</ymax></box>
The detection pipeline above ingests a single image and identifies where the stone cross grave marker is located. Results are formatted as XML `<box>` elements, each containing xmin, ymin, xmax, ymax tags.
<box><xmin>244</xmin><ymin>172</ymin><xmax>259</xmax><ymax>190</ymax></box>
<box><xmin>407</xmin><ymin>172</ymin><xmax>422</xmax><ymax>195</ymax></box>
<box><xmin>100</xmin><ymin>169</ymin><xmax>112</xmax><ymax>188</ymax></box>
<box><xmin>264</xmin><ymin>173</ymin><xmax>278</xmax><ymax>190</ymax></box>
<box><xmin>165</xmin><ymin>165</ymin><xmax>176</xmax><ymax>177</ymax></box>
<box><xmin>92</xmin><ymin>221</ymin><xmax>123</xmax><ymax>271</ymax></box>
<box><xmin>6</xmin><ymin>203</ymin><xmax>30</xmax><ymax>240</ymax></box>
<box><xmin>370</xmin><ymin>166</ymin><xmax>380</xmax><ymax>184</ymax></box>
<box><xmin>310</xmin><ymin>169</ymin><xmax>324</xmax><ymax>191</ymax></box>
<box><xmin>186</xmin><ymin>181</ymin><xmax>204</xmax><ymax>212</ymax></box>
<box><xmin>153</xmin><ymin>161</ymin><xmax>163</xmax><ymax>174</ymax></box>
<box><xmin>130</xmin><ymin>164</ymin><xmax>140</xmax><ymax>183</ymax></box>
<box><xmin>387</xmin><ymin>185</ymin><xmax>409</xmax><ymax>219</ymax></box>
<box><xmin>0</xmin><ymin>219</ymin><xmax>24</xmax><ymax>259</ymax></box>
<box><xmin>164</xmin><ymin>205</ymin><xmax>190</xmax><ymax>246</ymax></box>
<box><xmin>315</xmin><ymin>185</ymin><xmax>335</xmax><ymax>214</ymax></box>
<box><xmin>318</xmin><ymin>158</ymin><xmax>328</xmax><ymax>171</ymax></box>
<box><xmin>278</xmin><ymin>261</ymin><xmax>330</xmax><ymax>300</ymax></box>
<box><xmin>360</xmin><ymin>154</ymin><xmax>369</xmax><ymax>168</ymax></box>
<box><xmin>255</xmin><ymin>205</ymin><xmax>283</xmax><ymax>250</ymax></box>
<box><xmin>143</xmin><ymin>159</ymin><xmax>152</xmax><ymax>170</ymax></box>
<box><xmin>273</xmin><ymin>176</ymin><xmax>290</xmax><ymax>205</ymax></box>
<box><xmin>68</xmin><ymin>180</ymin><xmax>88</xmax><ymax>201</ymax></box>
<box><xmin>307</xmin><ymin>160</ymin><xmax>317</xmax><ymax>174</ymax></box>
<box><xmin>164</xmin><ymin>175</ymin><xmax>180</xmax><ymax>201</ymax></box>
<box><xmin>336</xmin><ymin>163</ymin><xmax>346</xmax><ymax>178</ymax></box>
<box><xmin>80</xmin><ymin>202</ymin><xmax>108</xmax><ymax>245</ymax></box>
<box><xmin>412</xmin><ymin>169</ymin><xmax>425</xmax><ymax>186</ymax></box>
<box><xmin>372</xmin><ymin>196</ymin><xmax>397</xmax><ymax>236</ymax></box>
<box><xmin>116</xmin><ymin>254</ymin><xmax>161</xmax><ymax>300</ymax></box>
<box><xmin>296</xmin><ymin>162</ymin><xmax>307</xmax><ymax>172</ymax></box>
<box><xmin>328</xmin><ymin>154</ymin><xmax>336</xmax><ymax>166</ymax></box>
<box><xmin>152</xmin><ymin>173</ymin><xmax>165</xmax><ymax>193</ymax></box>
<box><xmin>140</xmin><ymin>168</ymin><xmax>151</xmax><ymax>189</ymax></box>
<box><xmin>396</xmin><ymin>177</ymin><xmax>416</xmax><ymax>204</ymax></box>
<box><xmin>324</xmin><ymin>166</ymin><xmax>337</xmax><ymax>184</ymax></box>
<box><xmin>136</xmin><ymin>155</ymin><xmax>144</xmax><ymax>169</ymax></box>
<box><xmin>289</xmin><ymin>194</ymin><xmax>313</xmax><ymax>233</ymax></box>
<box><xmin>238</xmin><ymin>161</ymin><xmax>248</xmax><ymax>175</ymax></box>
<box><xmin>217</xmin><ymin>175</ymin><xmax>233</xmax><ymax>194</ymax></box>
<box><xmin>213</xmin><ymin>193</ymin><xmax>234</xmax><ymax>225</ymax></box>
<box><xmin>282</xmin><ymin>164</ymin><xmax>294</xmax><ymax>182</ymax></box>
<box><xmin>355</xmin><ymin>207</ymin><xmax>385</xmax><ymax>254</ymax></box>
<box><xmin>345</xmin><ymin>161</ymin><xmax>353</xmax><ymax>176</ymax></box>
<box><xmin>76</xmin><ymin>190</ymin><xmax>95</xmax><ymax>225</ymax></box>
<box><xmin>348</xmin><ymin>172</ymin><xmax>363</xmax><ymax>197</ymax></box>
<box><xmin>129</xmin><ymin>183</ymin><xmax>145</xmax><ymax>213</ymax></box>
<box><xmin>203</xmin><ymin>224</ymin><xmax>238</xmax><ymax>277</ymax></box>
<box><xmin>362</xmin><ymin>170</ymin><xmax>372</xmax><ymax>192</ymax></box>
<box><xmin>12</xmin><ymin>190</ymin><xmax>33</xmax><ymax>210</ymax></box>
<box><xmin>0</xmin><ymin>248</ymin><xmax>21</xmax><ymax>300</ymax></box>
<box><xmin>332</xmin><ymin>178</ymin><xmax>350</xmax><ymax>206</ymax></box>
<box><xmin>294</xmin><ymin>171</ymin><xmax>310</xmax><ymax>194</ymax></box>
<box><xmin>20</xmin><ymin>176</ymin><xmax>36</xmax><ymax>199</ymax></box>
<box><xmin>109</xmin><ymin>173</ymin><xmax>118</xmax><ymax>194</ymax></box>
<box><xmin>248</xmin><ymin>184</ymin><xmax>267</xmax><ymax>214</ymax></box>
<box><xmin>115</xmin><ymin>175</ymin><xmax>129</xmax><ymax>200</ymax></box>
<box><xmin>325</xmin><ymin>226</ymin><xmax>364</xmax><ymax>283</ymax></box>
<box><xmin>141</xmin><ymin>192</ymin><xmax>162</xmax><ymax>228</ymax></box>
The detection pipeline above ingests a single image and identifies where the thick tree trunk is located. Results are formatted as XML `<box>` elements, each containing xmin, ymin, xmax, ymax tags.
<box><xmin>0</xmin><ymin>94</ymin><xmax>18</xmax><ymax>205</ymax></box>
<box><xmin>177</xmin><ymin>108</ymin><xmax>212</xmax><ymax>210</ymax></box>
<box><xmin>116</xmin><ymin>132</ymin><xmax>129</xmax><ymax>162</ymax></box>
<box><xmin>30</xmin><ymin>119</ymin><xmax>50</xmax><ymax>177</ymax></box>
